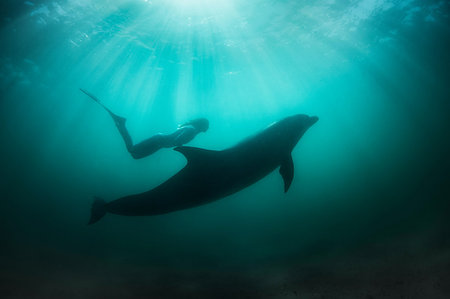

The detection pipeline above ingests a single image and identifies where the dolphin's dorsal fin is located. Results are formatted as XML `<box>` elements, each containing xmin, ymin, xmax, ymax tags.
<box><xmin>279</xmin><ymin>154</ymin><xmax>294</xmax><ymax>193</ymax></box>
<box><xmin>174</xmin><ymin>146</ymin><xmax>219</xmax><ymax>164</ymax></box>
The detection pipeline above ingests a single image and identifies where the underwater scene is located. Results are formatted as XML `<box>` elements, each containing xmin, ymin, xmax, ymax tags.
<box><xmin>1</xmin><ymin>0</ymin><xmax>449</xmax><ymax>298</ymax></box>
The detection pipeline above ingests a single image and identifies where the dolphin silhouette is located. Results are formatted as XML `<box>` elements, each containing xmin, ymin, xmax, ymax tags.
<box><xmin>88</xmin><ymin>114</ymin><xmax>318</xmax><ymax>224</ymax></box>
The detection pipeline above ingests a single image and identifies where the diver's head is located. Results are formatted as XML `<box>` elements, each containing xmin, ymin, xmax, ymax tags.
<box><xmin>182</xmin><ymin>118</ymin><xmax>209</xmax><ymax>132</ymax></box>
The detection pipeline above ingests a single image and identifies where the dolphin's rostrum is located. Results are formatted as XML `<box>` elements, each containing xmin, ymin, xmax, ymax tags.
<box><xmin>89</xmin><ymin>114</ymin><xmax>318</xmax><ymax>224</ymax></box>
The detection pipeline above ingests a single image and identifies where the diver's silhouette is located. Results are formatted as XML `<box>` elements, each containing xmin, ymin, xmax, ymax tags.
<box><xmin>80</xmin><ymin>89</ymin><xmax>209</xmax><ymax>159</ymax></box>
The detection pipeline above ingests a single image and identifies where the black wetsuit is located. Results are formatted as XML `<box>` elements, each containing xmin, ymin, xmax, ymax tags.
<box><xmin>80</xmin><ymin>88</ymin><xmax>203</xmax><ymax>159</ymax></box>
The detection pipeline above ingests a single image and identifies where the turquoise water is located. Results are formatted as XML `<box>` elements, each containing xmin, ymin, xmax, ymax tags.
<box><xmin>1</xmin><ymin>0</ymin><xmax>449</xmax><ymax>297</ymax></box>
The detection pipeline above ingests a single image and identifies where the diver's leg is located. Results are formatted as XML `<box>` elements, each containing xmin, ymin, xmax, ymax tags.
<box><xmin>112</xmin><ymin>116</ymin><xmax>134</xmax><ymax>154</ymax></box>
<box><xmin>128</xmin><ymin>134</ymin><xmax>169</xmax><ymax>159</ymax></box>
<box><xmin>128</xmin><ymin>128</ymin><xmax>187</xmax><ymax>159</ymax></box>
<box><xmin>79</xmin><ymin>89</ymin><xmax>181</xmax><ymax>159</ymax></box>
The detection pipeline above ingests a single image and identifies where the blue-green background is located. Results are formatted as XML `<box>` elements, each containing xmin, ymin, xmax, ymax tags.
<box><xmin>1</xmin><ymin>0</ymin><xmax>449</xmax><ymax>298</ymax></box>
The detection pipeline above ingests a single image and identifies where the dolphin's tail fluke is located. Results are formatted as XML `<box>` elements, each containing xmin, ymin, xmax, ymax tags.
<box><xmin>88</xmin><ymin>197</ymin><xmax>107</xmax><ymax>225</ymax></box>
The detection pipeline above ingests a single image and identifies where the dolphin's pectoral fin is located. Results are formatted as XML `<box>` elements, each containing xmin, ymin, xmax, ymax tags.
<box><xmin>174</xmin><ymin>146</ymin><xmax>219</xmax><ymax>164</ymax></box>
<box><xmin>279</xmin><ymin>155</ymin><xmax>294</xmax><ymax>193</ymax></box>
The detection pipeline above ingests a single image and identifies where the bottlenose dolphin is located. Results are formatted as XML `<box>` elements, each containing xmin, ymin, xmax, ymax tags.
<box><xmin>89</xmin><ymin>114</ymin><xmax>318</xmax><ymax>224</ymax></box>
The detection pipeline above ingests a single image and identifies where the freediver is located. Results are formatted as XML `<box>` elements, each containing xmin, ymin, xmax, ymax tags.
<box><xmin>80</xmin><ymin>88</ymin><xmax>209</xmax><ymax>159</ymax></box>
